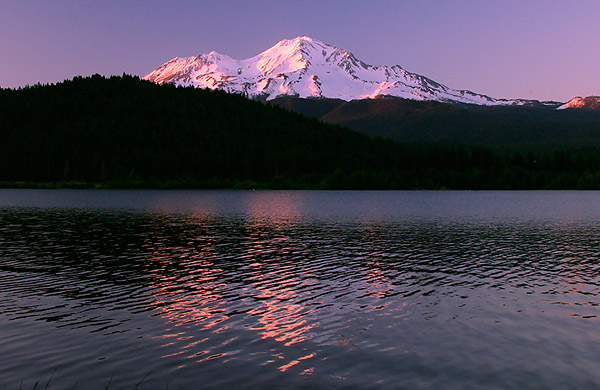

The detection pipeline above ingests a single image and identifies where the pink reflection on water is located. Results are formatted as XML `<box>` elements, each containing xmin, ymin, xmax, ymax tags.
<box><xmin>143</xmin><ymin>215</ymin><xmax>231</xmax><ymax>361</ymax></box>
<box><xmin>239</xmin><ymin>192</ymin><xmax>320</xmax><ymax>359</ymax></box>
<box><xmin>278</xmin><ymin>353</ymin><xmax>315</xmax><ymax>372</ymax></box>
<box><xmin>243</xmin><ymin>218</ymin><xmax>318</xmax><ymax>350</ymax></box>
<box><xmin>138</xmin><ymin>194</ymin><xmax>414</xmax><ymax>375</ymax></box>
<box><xmin>142</xmin><ymin>197</ymin><xmax>319</xmax><ymax>373</ymax></box>
<box><xmin>359</xmin><ymin>222</ymin><xmax>397</xmax><ymax>303</ymax></box>
<box><xmin>555</xmin><ymin>249</ymin><xmax>600</xmax><ymax>319</ymax></box>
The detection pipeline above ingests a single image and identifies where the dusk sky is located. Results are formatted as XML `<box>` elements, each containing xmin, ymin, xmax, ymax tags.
<box><xmin>2</xmin><ymin>0</ymin><xmax>599</xmax><ymax>102</ymax></box>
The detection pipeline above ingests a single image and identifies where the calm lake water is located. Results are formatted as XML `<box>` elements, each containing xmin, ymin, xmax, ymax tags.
<box><xmin>1</xmin><ymin>190</ymin><xmax>600</xmax><ymax>389</ymax></box>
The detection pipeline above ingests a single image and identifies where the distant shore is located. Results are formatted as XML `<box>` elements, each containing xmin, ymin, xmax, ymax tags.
<box><xmin>0</xmin><ymin>180</ymin><xmax>598</xmax><ymax>191</ymax></box>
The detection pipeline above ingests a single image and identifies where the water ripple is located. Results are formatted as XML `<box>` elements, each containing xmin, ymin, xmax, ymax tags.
<box><xmin>1</xmin><ymin>198</ymin><xmax>600</xmax><ymax>388</ymax></box>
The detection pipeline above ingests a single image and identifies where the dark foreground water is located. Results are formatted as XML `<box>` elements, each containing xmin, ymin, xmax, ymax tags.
<box><xmin>1</xmin><ymin>190</ymin><xmax>600</xmax><ymax>389</ymax></box>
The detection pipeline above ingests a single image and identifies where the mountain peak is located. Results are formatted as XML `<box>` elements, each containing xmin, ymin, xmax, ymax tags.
<box><xmin>259</xmin><ymin>36</ymin><xmax>338</xmax><ymax>61</ymax></box>
<box><xmin>287</xmin><ymin>35</ymin><xmax>315</xmax><ymax>44</ymax></box>
<box><xmin>143</xmin><ymin>37</ymin><xmax>551</xmax><ymax>106</ymax></box>
<box><xmin>558</xmin><ymin>96</ymin><xmax>600</xmax><ymax>110</ymax></box>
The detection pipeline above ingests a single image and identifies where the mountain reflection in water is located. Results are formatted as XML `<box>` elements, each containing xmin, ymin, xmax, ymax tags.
<box><xmin>1</xmin><ymin>190</ymin><xmax>600</xmax><ymax>389</ymax></box>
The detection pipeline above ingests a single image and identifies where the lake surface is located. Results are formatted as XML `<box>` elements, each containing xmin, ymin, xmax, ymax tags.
<box><xmin>1</xmin><ymin>190</ymin><xmax>600</xmax><ymax>389</ymax></box>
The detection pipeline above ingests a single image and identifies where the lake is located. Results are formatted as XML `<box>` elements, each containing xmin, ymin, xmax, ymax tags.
<box><xmin>1</xmin><ymin>190</ymin><xmax>599</xmax><ymax>389</ymax></box>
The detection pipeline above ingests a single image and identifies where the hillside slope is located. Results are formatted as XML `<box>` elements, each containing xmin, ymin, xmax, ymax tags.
<box><xmin>270</xmin><ymin>96</ymin><xmax>600</xmax><ymax>148</ymax></box>
<box><xmin>0</xmin><ymin>75</ymin><xmax>403</xmax><ymax>187</ymax></box>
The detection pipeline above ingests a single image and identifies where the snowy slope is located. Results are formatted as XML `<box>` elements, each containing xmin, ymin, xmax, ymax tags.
<box><xmin>144</xmin><ymin>36</ymin><xmax>546</xmax><ymax>106</ymax></box>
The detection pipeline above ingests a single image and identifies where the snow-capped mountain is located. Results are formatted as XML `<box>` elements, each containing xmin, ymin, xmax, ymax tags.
<box><xmin>144</xmin><ymin>36</ymin><xmax>545</xmax><ymax>106</ymax></box>
<box><xmin>558</xmin><ymin>96</ymin><xmax>600</xmax><ymax>110</ymax></box>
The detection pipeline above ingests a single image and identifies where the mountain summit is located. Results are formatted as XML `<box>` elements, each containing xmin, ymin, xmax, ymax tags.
<box><xmin>558</xmin><ymin>96</ymin><xmax>600</xmax><ymax>110</ymax></box>
<box><xmin>144</xmin><ymin>36</ymin><xmax>542</xmax><ymax>106</ymax></box>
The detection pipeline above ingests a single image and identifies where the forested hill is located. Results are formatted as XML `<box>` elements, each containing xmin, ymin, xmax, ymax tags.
<box><xmin>269</xmin><ymin>96</ymin><xmax>600</xmax><ymax>148</ymax></box>
<box><xmin>0</xmin><ymin>74</ymin><xmax>395</xmax><ymax>188</ymax></box>
<box><xmin>2</xmin><ymin>74</ymin><xmax>600</xmax><ymax>190</ymax></box>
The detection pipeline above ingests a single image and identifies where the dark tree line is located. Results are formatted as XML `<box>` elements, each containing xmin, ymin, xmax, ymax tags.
<box><xmin>2</xmin><ymin>74</ymin><xmax>600</xmax><ymax>189</ymax></box>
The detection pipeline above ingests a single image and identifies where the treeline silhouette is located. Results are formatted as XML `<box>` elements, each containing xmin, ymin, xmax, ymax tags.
<box><xmin>2</xmin><ymin>74</ymin><xmax>600</xmax><ymax>189</ymax></box>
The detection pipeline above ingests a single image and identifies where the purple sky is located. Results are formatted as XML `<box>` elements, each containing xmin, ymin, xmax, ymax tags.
<box><xmin>1</xmin><ymin>0</ymin><xmax>598</xmax><ymax>102</ymax></box>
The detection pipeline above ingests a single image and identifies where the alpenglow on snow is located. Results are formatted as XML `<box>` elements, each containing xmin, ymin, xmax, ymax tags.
<box><xmin>144</xmin><ymin>36</ymin><xmax>537</xmax><ymax>106</ymax></box>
